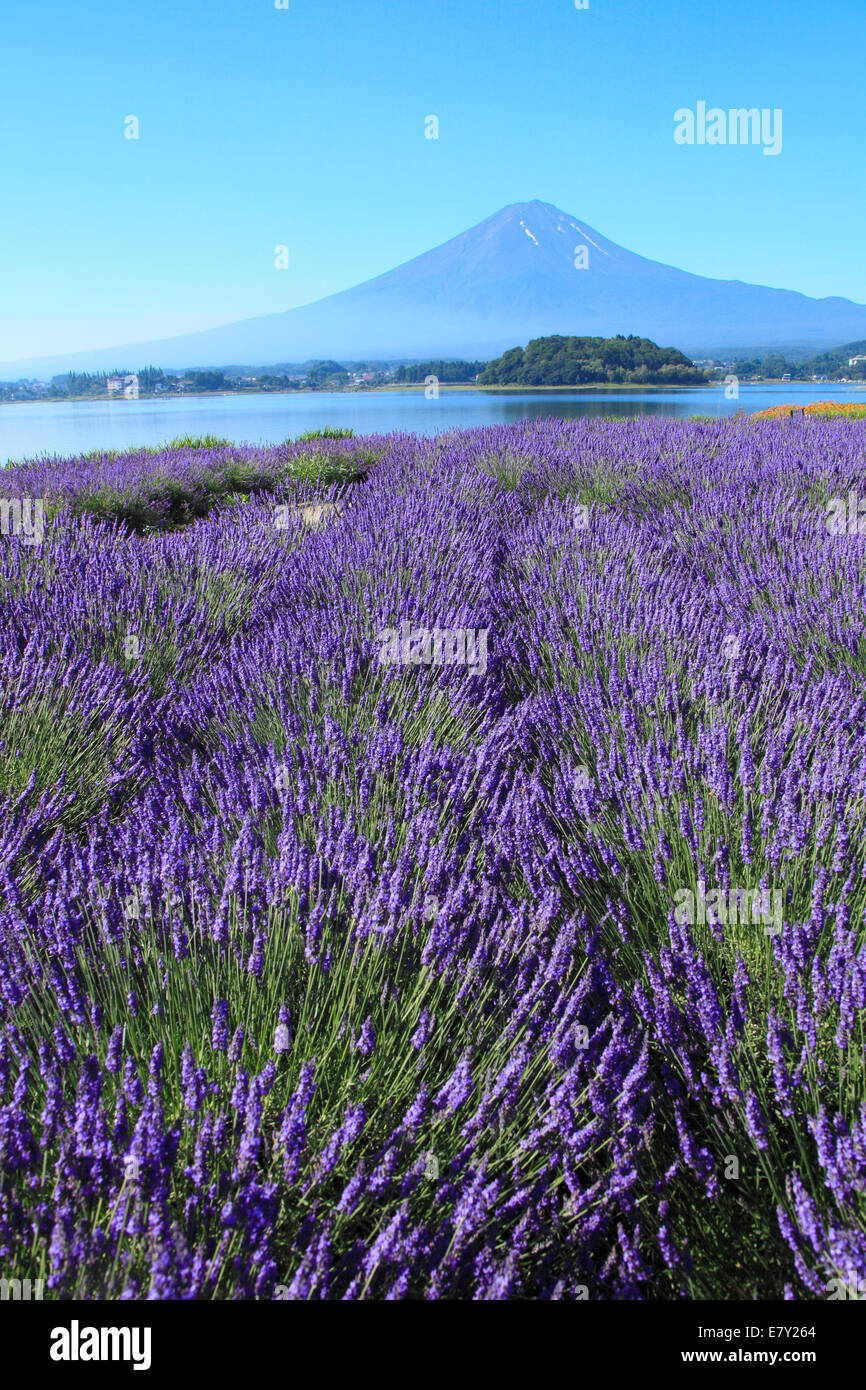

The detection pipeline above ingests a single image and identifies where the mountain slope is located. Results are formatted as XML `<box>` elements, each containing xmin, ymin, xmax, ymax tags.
<box><xmin>5</xmin><ymin>200</ymin><xmax>866</xmax><ymax>375</ymax></box>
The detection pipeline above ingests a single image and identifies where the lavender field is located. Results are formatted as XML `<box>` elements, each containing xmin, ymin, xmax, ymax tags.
<box><xmin>1</xmin><ymin>417</ymin><xmax>864</xmax><ymax>1301</ymax></box>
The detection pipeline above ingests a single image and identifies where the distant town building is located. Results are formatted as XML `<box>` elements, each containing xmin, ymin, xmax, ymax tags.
<box><xmin>848</xmin><ymin>355</ymin><xmax>866</xmax><ymax>366</ymax></box>
<box><xmin>107</xmin><ymin>373</ymin><xmax>139</xmax><ymax>398</ymax></box>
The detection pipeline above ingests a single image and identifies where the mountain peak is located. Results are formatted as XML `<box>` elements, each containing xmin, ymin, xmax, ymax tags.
<box><xmin>483</xmin><ymin>199</ymin><xmax>585</xmax><ymax>229</ymax></box>
<box><xmin>4</xmin><ymin>202</ymin><xmax>866</xmax><ymax>376</ymax></box>
<box><xmin>500</xmin><ymin>199</ymin><xmax>567</xmax><ymax>214</ymax></box>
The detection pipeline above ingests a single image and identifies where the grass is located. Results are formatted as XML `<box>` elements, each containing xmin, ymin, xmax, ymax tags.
<box><xmin>0</xmin><ymin>680</ymin><xmax>142</xmax><ymax>835</ymax></box>
<box><xmin>32</xmin><ymin>429</ymin><xmax>381</xmax><ymax>534</ymax></box>
<box><xmin>296</xmin><ymin>427</ymin><xmax>356</xmax><ymax>441</ymax></box>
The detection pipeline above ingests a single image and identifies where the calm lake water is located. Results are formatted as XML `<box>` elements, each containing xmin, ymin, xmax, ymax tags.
<box><xmin>2</xmin><ymin>383</ymin><xmax>863</xmax><ymax>463</ymax></box>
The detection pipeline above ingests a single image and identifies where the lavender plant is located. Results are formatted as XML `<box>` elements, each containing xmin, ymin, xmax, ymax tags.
<box><xmin>0</xmin><ymin>417</ymin><xmax>864</xmax><ymax>1299</ymax></box>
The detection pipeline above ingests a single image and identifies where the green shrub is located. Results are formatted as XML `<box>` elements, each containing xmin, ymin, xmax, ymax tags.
<box><xmin>166</xmin><ymin>434</ymin><xmax>233</xmax><ymax>450</ymax></box>
<box><xmin>295</xmin><ymin>427</ymin><xmax>356</xmax><ymax>442</ymax></box>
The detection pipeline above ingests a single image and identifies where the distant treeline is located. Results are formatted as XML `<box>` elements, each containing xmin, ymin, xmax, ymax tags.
<box><xmin>392</xmin><ymin>360</ymin><xmax>487</xmax><ymax>383</ymax></box>
<box><xmin>60</xmin><ymin>367</ymin><xmax>211</xmax><ymax>396</ymax></box>
<box><xmin>0</xmin><ymin>368</ymin><xmax>229</xmax><ymax>402</ymax></box>
<box><xmin>728</xmin><ymin>341</ymin><xmax>866</xmax><ymax>382</ymax></box>
<box><xmin>479</xmin><ymin>335</ymin><xmax>709</xmax><ymax>386</ymax></box>
<box><xmin>1</xmin><ymin>365</ymin><xmax>357</xmax><ymax>401</ymax></box>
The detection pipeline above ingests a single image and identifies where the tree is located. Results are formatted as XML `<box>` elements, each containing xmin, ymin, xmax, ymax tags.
<box><xmin>478</xmin><ymin>336</ymin><xmax>708</xmax><ymax>387</ymax></box>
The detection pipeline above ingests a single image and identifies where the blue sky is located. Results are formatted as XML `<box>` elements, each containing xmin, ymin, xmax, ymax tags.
<box><xmin>1</xmin><ymin>0</ymin><xmax>863</xmax><ymax>362</ymax></box>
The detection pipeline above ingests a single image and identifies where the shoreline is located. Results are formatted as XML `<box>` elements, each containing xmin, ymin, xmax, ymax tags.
<box><xmin>3</xmin><ymin>380</ymin><xmax>866</xmax><ymax>407</ymax></box>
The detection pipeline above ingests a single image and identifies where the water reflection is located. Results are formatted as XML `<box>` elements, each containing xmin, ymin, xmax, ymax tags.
<box><xmin>2</xmin><ymin>382</ymin><xmax>862</xmax><ymax>462</ymax></box>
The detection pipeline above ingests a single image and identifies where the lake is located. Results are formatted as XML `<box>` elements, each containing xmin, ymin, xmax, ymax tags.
<box><xmin>2</xmin><ymin>382</ymin><xmax>863</xmax><ymax>462</ymax></box>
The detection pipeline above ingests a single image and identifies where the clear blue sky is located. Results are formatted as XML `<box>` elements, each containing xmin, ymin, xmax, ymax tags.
<box><xmin>1</xmin><ymin>0</ymin><xmax>862</xmax><ymax>361</ymax></box>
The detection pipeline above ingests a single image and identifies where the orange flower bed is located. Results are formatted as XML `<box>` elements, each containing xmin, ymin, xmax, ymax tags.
<box><xmin>753</xmin><ymin>400</ymin><xmax>866</xmax><ymax>421</ymax></box>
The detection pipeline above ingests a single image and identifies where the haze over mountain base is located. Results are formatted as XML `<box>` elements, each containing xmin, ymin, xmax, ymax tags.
<box><xmin>5</xmin><ymin>201</ymin><xmax>866</xmax><ymax>377</ymax></box>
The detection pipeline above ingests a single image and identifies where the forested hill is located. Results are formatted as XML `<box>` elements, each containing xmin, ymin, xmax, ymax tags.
<box><xmin>478</xmin><ymin>334</ymin><xmax>708</xmax><ymax>386</ymax></box>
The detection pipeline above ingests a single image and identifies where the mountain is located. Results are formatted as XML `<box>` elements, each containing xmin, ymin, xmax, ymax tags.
<box><xmin>5</xmin><ymin>200</ymin><xmax>866</xmax><ymax>376</ymax></box>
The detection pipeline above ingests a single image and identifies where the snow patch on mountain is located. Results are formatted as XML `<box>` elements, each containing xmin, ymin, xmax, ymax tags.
<box><xmin>572</xmin><ymin>225</ymin><xmax>610</xmax><ymax>256</ymax></box>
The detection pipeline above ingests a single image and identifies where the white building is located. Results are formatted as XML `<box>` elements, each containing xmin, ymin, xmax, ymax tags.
<box><xmin>107</xmin><ymin>373</ymin><xmax>139</xmax><ymax>398</ymax></box>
